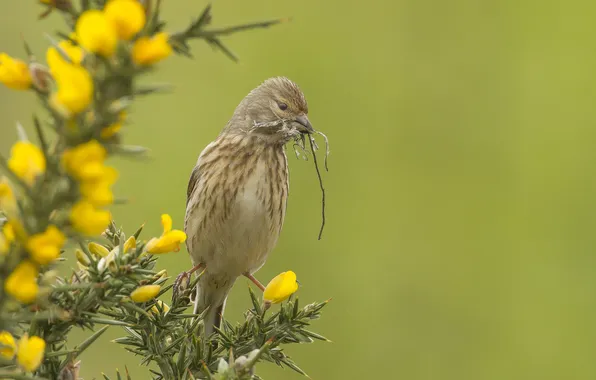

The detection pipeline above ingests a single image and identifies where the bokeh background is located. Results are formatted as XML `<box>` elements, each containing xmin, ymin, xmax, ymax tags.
<box><xmin>2</xmin><ymin>1</ymin><xmax>596</xmax><ymax>379</ymax></box>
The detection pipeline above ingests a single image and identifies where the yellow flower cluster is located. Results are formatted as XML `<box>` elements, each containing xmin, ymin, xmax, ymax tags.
<box><xmin>74</xmin><ymin>0</ymin><xmax>171</xmax><ymax>65</ymax></box>
<box><xmin>87</xmin><ymin>236</ymin><xmax>135</xmax><ymax>274</ymax></box>
<box><xmin>0</xmin><ymin>331</ymin><xmax>45</xmax><ymax>372</ymax></box>
<box><xmin>0</xmin><ymin>1</ymin><xmax>173</xmax><ymax>122</ymax></box>
<box><xmin>263</xmin><ymin>271</ymin><xmax>299</xmax><ymax>304</ymax></box>
<box><xmin>44</xmin><ymin>31</ymin><xmax>91</xmax><ymax>117</ymax></box>
<box><xmin>62</xmin><ymin>141</ymin><xmax>115</xmax><ymax>235</ymax></box>
<box><xmin>145</xmin><ymin>214</ymin><xmax>187</xmax><ymax>254</ymax></box>
<box><xmin>42</xmin><ymin>0</ymin><xmax>170</xmax><ymax>117</ymax></box>
<box><xmin>0</xmin><ymin>137</ymin><xmax>70</xmax><ymax>301</ymax></box>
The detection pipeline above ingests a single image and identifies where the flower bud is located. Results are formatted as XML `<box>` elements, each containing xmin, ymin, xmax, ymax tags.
<box><xmin>263</xmin><ymin>271</ymin><xmax>299</xmax><ymax>304</ymax></box>
<box><xmin>130</xmin><ymin>284</ymin><xmax>160</xmax><ymax>303</ymax></box>
<box><xmin>75</xmin><ymin>248</ymin><xmax>90</xmax><ymax>267</ymax></box>
<box><xmin>123</xmin><ymin>235</ymin><xmax>136</xmax><ymax>253</ymax></box>
<box><xmin>107</xmin><ymin>254</ymin><xmax>118</xmax><ymax>274</ymax></box>
<box><xmin>88</xmin><ymin>242</ymin><xmax>109</xmax><ymax>257</ymax></box>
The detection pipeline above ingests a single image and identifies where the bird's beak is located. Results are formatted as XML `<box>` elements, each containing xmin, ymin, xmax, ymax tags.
<box><xmin>295</xmin><ymin>114</ymin><xmax>314</xmax><ymax>133</ymax></box>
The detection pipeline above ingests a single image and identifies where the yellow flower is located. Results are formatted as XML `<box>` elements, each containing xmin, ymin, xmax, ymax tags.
<box><xmin>104</xmin><ymin>0</ymin><xmax>146</xmax><ymax>40</ymax></box>
<box><xmin>79</xmin><ymin>166</ymin><xmax>118</xmax><ymax>207</ymax></box>
<box><xmin>88</xmin><ymin>242</ymin><xmax>110</xmax><ymax>257</ymax></box>
<box><xmin>75</xmin><ymin>248</ymin><xmax>90</xmax><ymax>267</ymax></box>
<box><xmin>76</xmin><ymin>10</ymin><xmax>118</xmax><ymax>57</ymax></box>
<box><xmin>0</xmin><ymin>223</ymin><xmax>15</xmax><ymax>254</ymax></box>
<box><xmin>50</xmin><ymin>61</ymin><xmax>93</xmax><ymax>116</ymax></box>
<box><xmin>0</xmin><ymin>178</ymin><xmax>17</xmax><ymax>216</ymax></box>
<box><xmin>70</xmin><ymin>200</ymin><xmax>111</xmax><ymax>236</ymax></box>
<box><xmin>0</xmin><ymin>53</ymin><xmax>32</xmax><ymax>90</ymax></box>
<box><xmin>26</xmin><ymin>225</ymin><xmax>66</xmax><ymax>265</ymax></box>
<box><xmin>46</xmin><ymin>38</ymin><xmax>84</xmax><ymax>73</ymax></box>
<box><xmin>17</xmin><ymin>335</ymin><xmax>45</xmax><ymax>372</ymax></box>
<box><xmin>5</xmin><ymin>261</ymin><xmax>39</xmax><ymax>304</ymax></box>
<box><xmin>150</xmin><ymin>300</ymin><xmax>170</xmax><ymax>315</ymax></box>
<box><xmin>145</xmin><ymin>214</ymin><xmax>186</xmax><ymax>254</ymax></box>
<box><xmin>130</xmin><ymin>284</ymin><xmax>160</xmax><ymax>302</ymax></box>
<box><xmin>62</xmin><ymin>141</ymin><xmax>107</xmax><ymax>181</ymax></box>
<box><xmin>7</xmin><ymin>141</ymin><xmax>46</xmax><ymax>186</ymax></box>
<box><xmin>0</xmin><ymin>331</ymin><xmax>16</xmax><ymax>359</ymax></box>
<box><xmin>132</xmin><ymin>32</ymin><xmax>172</xmax><ymax>65</ymax></box>
<box><xmin>263</xmin><ymin>271</ymin><xmax>299</xmax><ymax>304</ymax></box>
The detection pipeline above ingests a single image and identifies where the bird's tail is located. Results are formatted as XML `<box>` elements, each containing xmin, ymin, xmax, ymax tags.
<box><xmin>193</xmin><ymin>281</ymin><xmax>230</xmax><ymax>337</ymax></box>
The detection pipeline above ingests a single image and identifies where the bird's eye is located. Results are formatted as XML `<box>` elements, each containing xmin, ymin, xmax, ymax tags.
<box><xmin>278</xmin><ymin>102</ymin><xmax>288</xmax><ymax>111</ymax></box>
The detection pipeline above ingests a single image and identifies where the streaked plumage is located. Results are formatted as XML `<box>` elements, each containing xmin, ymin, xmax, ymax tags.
<box><xmin>184</xmin><ymin>77</ymin><xmax>312</xmax><ymax>335</ymax></box>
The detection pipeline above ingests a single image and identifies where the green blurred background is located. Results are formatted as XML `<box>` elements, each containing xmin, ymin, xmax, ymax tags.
<box><xmin>3</xmin><ymin>1</ymin><xmax>596</xmax><ymax>379</ymax></box>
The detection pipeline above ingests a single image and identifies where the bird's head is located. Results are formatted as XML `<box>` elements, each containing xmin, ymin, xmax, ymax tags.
<box><xmin>226</xmin><ymin>77</ymin><xmax>313</xmax><ymax>143</ymax></box>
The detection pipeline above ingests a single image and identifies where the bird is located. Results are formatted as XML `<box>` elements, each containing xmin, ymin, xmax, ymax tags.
<box><xmin>183</xmin><ymin>76</ymin><xmax>313</xmax><ymax>336</ymax></box>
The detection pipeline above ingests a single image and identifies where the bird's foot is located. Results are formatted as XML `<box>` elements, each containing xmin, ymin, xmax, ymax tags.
<box><xmin>172</xmin><ymin>263</ymin><xmax>205</xmax><ymax>302</ymax></box>
<box><xmin>244</xmin><ymin>272</ymin><xmax>265</xmax><ymax>292</ymax></box>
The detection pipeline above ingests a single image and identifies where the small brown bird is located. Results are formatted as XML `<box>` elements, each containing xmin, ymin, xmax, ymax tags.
<box><xmin>184</xmin><ymin>77</ymin><xmax>313</xmax><ymax>335</ymax></box>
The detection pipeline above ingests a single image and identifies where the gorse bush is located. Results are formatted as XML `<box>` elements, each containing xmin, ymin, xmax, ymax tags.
<box><xmin>0</xmin><ymin>1</ymin><xmax>328</xmax><ymax>379</ymax></box>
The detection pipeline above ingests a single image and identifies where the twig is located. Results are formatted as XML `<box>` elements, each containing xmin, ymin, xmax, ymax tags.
<box><xmin>308</xmin><ymin>135</ymin><xmax>325</xmax><ymax>240</ymax></box>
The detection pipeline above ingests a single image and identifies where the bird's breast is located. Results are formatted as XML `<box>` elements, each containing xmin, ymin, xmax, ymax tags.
<box><xmin>185</xmin><ymin>137</ymin><xmax>289</xmax><ymax>277</ymax></box>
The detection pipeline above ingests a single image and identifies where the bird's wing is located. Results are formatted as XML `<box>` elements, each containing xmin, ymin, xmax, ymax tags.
<box><xmin>186</xmin><ymin>165</ymin><xmax>201</xmax><ymax>207</ymax></box>
<box><xmin>184</xmin><ymin>164</ymin><xmax>203</xmax><ymax>254</ymax></box>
